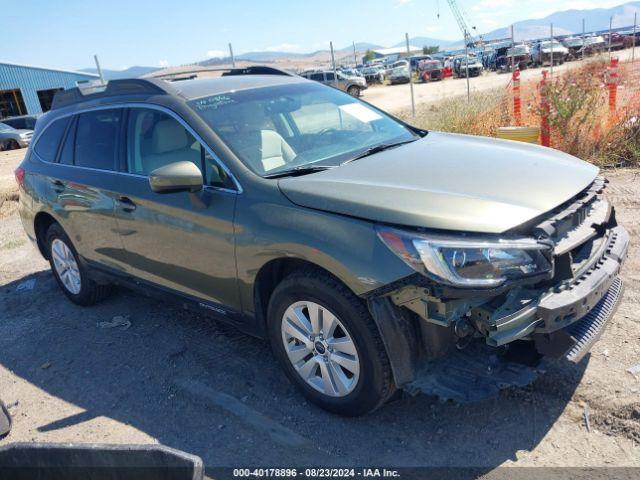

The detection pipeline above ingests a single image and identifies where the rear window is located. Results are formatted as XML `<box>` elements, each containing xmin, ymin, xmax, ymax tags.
<box><xmin>74</xmin><ymin>109</ymin><xmax>122</xmax><ymax>171</ymax></box>
<box><xmin>34</xmin><ymin>117</ymin><xmax>70</xmax><ymax>162</ymax></box>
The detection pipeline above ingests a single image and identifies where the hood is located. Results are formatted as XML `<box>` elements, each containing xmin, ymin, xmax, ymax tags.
<box><xmin>278</xmin><ymin>132</ymin><xmax>599</xmax><ymax>234</ymax></box>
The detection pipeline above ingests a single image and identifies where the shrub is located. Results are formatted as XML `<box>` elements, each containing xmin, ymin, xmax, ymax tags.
<box><xmin>398</xmin><ymin>58</ymin><xmax>640</xmax><ymax>168</ymax></box>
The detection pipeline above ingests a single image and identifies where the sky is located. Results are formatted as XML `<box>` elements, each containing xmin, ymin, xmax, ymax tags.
<box><xmin>3</xmin><ymin>0</ymin><xmax>632</xmax><ymax>71</ymax></box>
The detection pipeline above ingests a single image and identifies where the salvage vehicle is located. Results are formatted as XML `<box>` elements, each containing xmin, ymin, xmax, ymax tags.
<box><xmin>531</xmin><ymin>40</ymin><xmax>569</xmax><ymax>66</ymax></box>
<box><xmin>417</xmin><ymin>60</ymin><xmax>444</xmax><ymax>82</ymax></box>
<box><xmin>360</xmin><ymin>66</ymin><xmax>386</xmax><ymax>84</ymax></box>
<box><xmin>504</xmin><ymin>44</ymin><xmax>531</xmax><ymax>70</ymax></box>
<box><xmin>300</xmin><ymin>70</ymin><xmax>367</xmax><ymax>97</ymax></box>
<box><xmin>16</xmin><ymin>74</ymin><xmax>628</xmax><ymax>416</ymax></box>
<box><xmin>605</xmin><ymin>32</ymin><xmax>628</xmax><ymax>51</ymax></box>
<box><xmin>453</xmin><ymin>54</ymin><xmax>483</xmax><ymax>77</ymax></box>
<box><xmin>0</xmin><ymin>122</ymin><xmax>32</xmax><ymax>151</ymax></box>
<box><xmin>563</xmin><ymin>37</ymin><xmax>585</xmax><ymax>60</ymax></box>
<box><xmin>579</xmin><ymin>35</ymin><xmax>607</xmax><ymax>56</ymax></box>
<box><xmin>388</xmin><ymin>62</ymin><xmax>411</xmax><ymax>84</ymax></box>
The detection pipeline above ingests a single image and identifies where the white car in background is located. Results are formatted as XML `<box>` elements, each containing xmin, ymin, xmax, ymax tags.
<box><xmin>0</xmin><ymin>122</ymin><xmax>33</xmax><ymax>151</ymax></box>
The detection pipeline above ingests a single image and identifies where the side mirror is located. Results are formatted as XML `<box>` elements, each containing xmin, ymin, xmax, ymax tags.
<box><xmin>149</xmin><ymin>161</ymin><xmax>203</xmax><ymax>194</ymax></box>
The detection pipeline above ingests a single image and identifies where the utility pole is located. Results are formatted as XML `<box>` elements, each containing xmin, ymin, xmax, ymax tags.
<box><xmin>633</xmin><ymin>12</ymin><xmax>637</xmax><ymax>63</ymax></box>
<box><xmin>93</xmin><ymin>55</ymin><xmax>105</xmax><ymax>85</ymax></box>
<box><xmin>582</xmin><ymin>18</ymin><xmax>585</xmax><ymax>62</ymax></box>
<box><xmin>464</xmin><ymin>30</ymin><xmax>470</xmax><ymax>101</ymax></box>
<box><xmin>608</xmin><ymin>16</ymin><xmax>613</xmax><ymax>59</ymax></box>
<box><xmin>510</xmin><ymin>24</ymin><xmax>515</xmax><ymax>72</ymax></box>
<box><xmin>353</xmin><ymin>41</ymin><xmax>357</xmax><ymax>67</ymax></box>
<box><xmin>228</xmin><ymin>43</ymin><xmax>236</xmax><ymax>68</ymax></box>
<box><xmin>550</xmin><ymin>23</ymin><xmax>554</xmax><ymax>77</ymax></box>
<box><xmin>330</xmin><ymin>41</ymin><xmax>338</xmax><ymax>88</ymax></box>
<box><xmin>406</xmin><ymin>33</ymin><xmax>416</xmax><ymax>116</ymax></box>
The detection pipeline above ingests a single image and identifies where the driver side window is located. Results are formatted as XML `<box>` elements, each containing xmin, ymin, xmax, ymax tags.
<box><xmin>126</xmin><ymin>108</ymin><xmax>233</xmax><ymax>189</ymax></box>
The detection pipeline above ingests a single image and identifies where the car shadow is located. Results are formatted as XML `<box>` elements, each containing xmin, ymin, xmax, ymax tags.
<box><xmin>0</xmin><ymin>270</ymin><xmax>588</xmax><ymax>474</ymax></box>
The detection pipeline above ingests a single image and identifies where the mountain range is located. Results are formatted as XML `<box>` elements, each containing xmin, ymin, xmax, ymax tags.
<box><xmin>85</xmin><ymin>1</ymin><xmax>640</xmax><ymax>76</ymax></box>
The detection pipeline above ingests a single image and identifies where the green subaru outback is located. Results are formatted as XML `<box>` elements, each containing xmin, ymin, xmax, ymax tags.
<box><xmin>16</xmin><ymin>71</ymin><xmax>628</xmax><ymax>416</ymax></box>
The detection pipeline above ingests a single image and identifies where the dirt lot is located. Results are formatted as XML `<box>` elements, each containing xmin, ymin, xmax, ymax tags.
<box><xmin>1</xmin><ymin>145</ymin><xmax>640</xmax><ymax>474</ymax></box>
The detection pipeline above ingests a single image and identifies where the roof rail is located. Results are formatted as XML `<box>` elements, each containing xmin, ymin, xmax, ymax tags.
<box><xmin>51</xmin><ymin>78</ymin><xmax>175</xmax><ymax>110</ymax></box>
<box><xmin>221</xmin><ymin>66</ymin><xmax>295</xmax><ymax>77</ymax></box>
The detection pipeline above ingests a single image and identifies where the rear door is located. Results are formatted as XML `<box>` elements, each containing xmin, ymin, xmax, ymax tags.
<box><xmin>34</xmin><ymin>108</ymin><xmax>128</xmax><ymax>270</ymax></box>
<box><xmin>111</xmin><ymin>106</ymin><xmax>240</xmax><ymax>313</ymax></box>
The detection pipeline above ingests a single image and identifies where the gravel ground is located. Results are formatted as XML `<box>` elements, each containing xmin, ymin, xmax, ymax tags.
<box><xmin>1</xmin><ymin>146</ymin><xmax>639</xmax><ymax>473</ymax></box>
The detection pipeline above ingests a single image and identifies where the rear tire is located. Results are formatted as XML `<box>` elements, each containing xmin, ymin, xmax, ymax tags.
<box><xmin>267</xmin><ymin>270</ymin><xmax>395</xmax><ymax>416</ymax></box>
<box><xmin>46</xmin><ymin>223</ymin><xmax>111</xmax><ymax>306</ymax></box>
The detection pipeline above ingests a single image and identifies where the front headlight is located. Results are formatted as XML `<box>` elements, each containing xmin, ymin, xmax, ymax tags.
<box><xmin>377</xmin><ymin>226</ymin><xmax>553</xmax><ymax>288</ymax></box>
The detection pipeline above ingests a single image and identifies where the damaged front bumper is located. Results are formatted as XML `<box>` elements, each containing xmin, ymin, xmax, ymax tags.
<box><xmin>471</xmin><ymin>225</ymin><xmax>628</xmax><ymax>355</ymax></box>
<box><xmin>368</xmin><ymin>177</ymin><xmax>629</xmax><ymax>402</ymax></box>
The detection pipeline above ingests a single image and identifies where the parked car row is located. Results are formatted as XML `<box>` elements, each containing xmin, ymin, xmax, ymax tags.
<box><xmin>302</xmin><ymin>28</ymin><xmax>637</xmax><ymax>92</ymax></box>
<box><xmin>483</xmin><ymin>31</ymin><xmax>635</xmax><ymax>72</ymax></box>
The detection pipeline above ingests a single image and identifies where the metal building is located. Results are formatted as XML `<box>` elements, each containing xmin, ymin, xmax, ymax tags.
<box><xmin>0</xmin><ymin>62</ymin><xmax>98</xmax><ymax>119</ymax></box>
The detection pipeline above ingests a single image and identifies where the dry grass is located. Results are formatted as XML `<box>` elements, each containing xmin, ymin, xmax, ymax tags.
<box><xmin>399</xmin><ymin>59</ymin><xmax>640</xmax><ymax>168</ymax></box>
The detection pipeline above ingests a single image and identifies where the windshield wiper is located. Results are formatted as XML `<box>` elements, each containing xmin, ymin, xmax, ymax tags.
<box><xmin>342</xmin><ymin>138</ymin><xmax>419</xmax><ymax>165</ymax></box>
<box><xmin>263</xmin><ymin>165</ymin><xmax>335</xmax><ymax>179</ymax></box>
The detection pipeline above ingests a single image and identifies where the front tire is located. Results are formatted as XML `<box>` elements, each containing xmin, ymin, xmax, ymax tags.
<box><xmin>267</xmin><ymin>270</ymin><xmax>395</xmax><ymax>416</ymax></box>
<box><xmin>46</xmin><ymin>223</ymin><xmax>111</xmax><ymax>306</ymax></box>
<box><xmin>347</xmin><ymin>86</ymin><xmax>360</xmax><ymax>97</ymax></box>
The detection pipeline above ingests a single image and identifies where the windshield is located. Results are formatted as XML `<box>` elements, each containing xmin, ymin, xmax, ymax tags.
<box><xmin>540</xmin><ymin>41</ymin><xmax>563</xmax><ymax>49</ymax></box>
<box><xmin>188</xmin><ymin>82</ymin><xmax>417</xmax><ymax>176</ymax></box>
<box><xmin>0</xmin><ymin>123</ymin><xmax>15</xmax><ymax>132</ymax></box>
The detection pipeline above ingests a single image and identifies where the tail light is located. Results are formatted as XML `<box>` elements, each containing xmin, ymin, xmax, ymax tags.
<box><xmin>14</xmin><ymin>167</ymin><xmax>25</xmax><ymax>187</ymax></box>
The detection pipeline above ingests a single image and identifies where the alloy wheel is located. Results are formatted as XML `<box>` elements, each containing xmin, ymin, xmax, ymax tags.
<box><xmin>51</xmin><ymin>238</ymin><xmax>82</xmax><ymax>294</ymax></box>
<box><xmin>281</xmin><ymin>301</ymin><xmax>360</xmax><ymax>397</ymax></box>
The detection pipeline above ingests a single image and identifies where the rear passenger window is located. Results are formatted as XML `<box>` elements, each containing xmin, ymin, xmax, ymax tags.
<box><xmin>74</xmin><ymin>109</ymin><xmax>122</xmax><ymax>170</ymax></box>
<box><xmin>34</xmin><ymin>117</ymin><xmax>70</xmax><ymax>162</ymax></box>
<box><xmin>127</xmin><ymin>108</ymin><xmax>233</xmax><ymax>189</ymax></box>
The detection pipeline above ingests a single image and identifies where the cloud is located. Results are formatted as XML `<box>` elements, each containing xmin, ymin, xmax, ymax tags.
<box><xmin>395</xmin><ymin>0</ymin><xmax>412</xmax><ymax>4</ymax></box>
<box><xmin>158</xmin><ymin>59</ymin><xmax>169</xmax><ymax>67</ymax></box>
<box><xmin>206</xmin><ymin>49</ymin><xmax>225</xmax><ymax>58</ymax></box>
<box><xmin>263</xmin><ymin>43</ymin><xmax>303</xmax><ymax>52</ymax></box>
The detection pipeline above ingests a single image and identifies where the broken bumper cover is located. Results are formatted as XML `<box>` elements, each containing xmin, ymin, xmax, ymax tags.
<box><xmin>481</xmin><ymin>225</ymin><xmax>629</xmax><ymax>350</ymax></box>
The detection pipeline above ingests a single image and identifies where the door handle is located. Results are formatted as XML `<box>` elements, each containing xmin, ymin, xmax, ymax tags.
<box><xmin>116</xmin><ymin>196</ymin><xmax>136</xmax><ymax>212</ymax></box>
<box><xmin>50</xmin><ymin>179</ymin><xmax>65</xmax><ymax>193</ymax></box>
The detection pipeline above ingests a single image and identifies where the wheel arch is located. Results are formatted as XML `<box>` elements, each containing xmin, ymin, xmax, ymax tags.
<box><xmin>33</xmin><ymin>211</ymin><xmax>59</xmax><ymax>259</ymax></box>
<box><xmin>253</xmin><ymin>257</ymin><xmax>352</xmax><ymax>337</ymax></box>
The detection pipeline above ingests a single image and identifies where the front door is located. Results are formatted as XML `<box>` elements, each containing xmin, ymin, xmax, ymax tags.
<box><xmin>112</xmin><ymin>107</ymin><xmax>240</xmax><ymax>313</ymax></box>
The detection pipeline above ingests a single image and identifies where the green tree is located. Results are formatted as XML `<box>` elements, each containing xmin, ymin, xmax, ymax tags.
<box><xmin>364</xmin><ymin>49</ymin><xmax>376</xmax><ymax>62</ymax></box>
<box><xmin>423</xmin><ymin>45</ymin><xmax>440</xmax><ymax>55</ymax></box>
